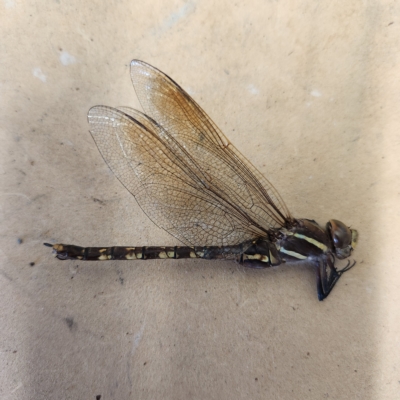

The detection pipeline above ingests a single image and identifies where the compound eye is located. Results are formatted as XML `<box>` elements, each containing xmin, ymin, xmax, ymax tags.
<box><xmin>329</xmin><ymin>219</ymin><xmax>352</xmax><ymax>248</ymax></box>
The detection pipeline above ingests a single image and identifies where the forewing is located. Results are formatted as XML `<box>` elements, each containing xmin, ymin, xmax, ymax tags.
<box><xmin>88</xmin><ymin>106</ymin><xmax>266</xmax><ymax>246</ymax></box>
<box><xmin>130</xmin><ymin>60</ymin><xmax>291</xmax><ymax>229</ymax></box>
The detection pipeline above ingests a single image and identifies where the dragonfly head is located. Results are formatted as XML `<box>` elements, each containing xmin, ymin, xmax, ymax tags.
<box><xmin>327</xmin><ymin>219</ymin><xmax>358</xmax><ymax>259</ymax></box>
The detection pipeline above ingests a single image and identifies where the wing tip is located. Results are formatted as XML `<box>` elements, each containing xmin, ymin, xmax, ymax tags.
<box><xmin>87</xmin><ymin>105</ymin><xmax>114</xmax><ymax>119</ymax></box>
<box><xmin>130</xmin><ymin>60</ymin><xmax>162</xmax><ymax>77</ymax></box>
<box><xmin>131</xmin><ymin>59</ymin><xmax>146</xmax><ymax>68</ymax></box>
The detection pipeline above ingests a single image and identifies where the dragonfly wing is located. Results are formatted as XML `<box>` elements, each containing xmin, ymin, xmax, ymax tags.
<box><xmin>130</xmin><ymin>60</ymin><xmax>292</xmax><ymax>230</ymax></box>
<box><xmin>88</xmin><ymin>106</ymin><xmax>266</xmax><ymax>246</ymax></box>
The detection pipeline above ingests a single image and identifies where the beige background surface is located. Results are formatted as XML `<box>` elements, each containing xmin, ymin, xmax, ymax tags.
<box><xmin>1</xmin><ymin>1</ymin><xmax>399</xmax><ymax>399</ymax></box>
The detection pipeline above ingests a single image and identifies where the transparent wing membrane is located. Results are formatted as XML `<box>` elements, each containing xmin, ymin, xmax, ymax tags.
<box><xmin>88</xmin><ymin>61</ymin><xmax>292</xmax><ymax>246</ymax></box>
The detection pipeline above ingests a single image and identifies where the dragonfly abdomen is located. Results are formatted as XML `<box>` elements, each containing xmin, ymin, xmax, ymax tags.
<box><xmin>44</xmin><ymin>241</ymin><xmax>280</xmax><ymax>266</ymax></box>
<box><xmin>44</xmin><ymin>243</ymin><xmax>252</xmax><ymax>261</ymax></box>
<box><xmin>45</xmin><ymin>243</ymin><xmax>199</xmax><ymax>261</ymax></box>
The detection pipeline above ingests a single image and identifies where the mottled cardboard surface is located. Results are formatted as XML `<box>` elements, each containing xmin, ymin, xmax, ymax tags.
<box><xmin>1</xmin><ymin>1</ymin><xmax>399</xmax><ymax>399</ymax></box>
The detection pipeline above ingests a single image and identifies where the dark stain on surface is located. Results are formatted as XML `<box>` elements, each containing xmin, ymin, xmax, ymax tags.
<box><xmin>65</xmin><ymin>317</ymin><xmax>76</xmax><ymax>331</ymax></box>
<box><xmin>92</xmin><ymin>197</ymin><xmax>106</xmax><ymax>206</ymax></box>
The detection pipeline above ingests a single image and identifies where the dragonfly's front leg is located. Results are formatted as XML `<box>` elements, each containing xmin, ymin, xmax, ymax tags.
<box><xmin>315</xmin><ymin>254</ymin><xmax>342</xmax><ymax>301</ymax></box>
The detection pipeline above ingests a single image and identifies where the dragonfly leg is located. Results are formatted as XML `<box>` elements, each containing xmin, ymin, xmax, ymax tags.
<box><xmin>315</xmin><ymin>254</ymin><xmax>342</xmax><ymax>301</ymax></box>
<box><xmin>338</xmin><ymin>259</ymin><xmax>356</xmax><ymax>273</ymax></box>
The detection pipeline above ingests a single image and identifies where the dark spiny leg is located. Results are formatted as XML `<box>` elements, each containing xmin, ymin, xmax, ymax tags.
<box><xmin>316</xmin><ymin>255</ymin><xmax>341</xmax><ymax>301</ymax></box>
<box><xmin>338</xmin><ymin>259</ymin><xmax>356</xmax><ymax>273</ymax></box>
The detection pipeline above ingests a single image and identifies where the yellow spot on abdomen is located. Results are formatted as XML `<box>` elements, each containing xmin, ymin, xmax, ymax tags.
<box><xmin>125</xmin><ymin>252</ymin><xmax>137</xmax><ymax>260</ymax></box>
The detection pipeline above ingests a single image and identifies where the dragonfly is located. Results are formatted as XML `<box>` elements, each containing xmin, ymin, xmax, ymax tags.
<box><xmin>45</xmin><ymin>60</ymin><xmax>358</xmax><ymax>300</ymax></box>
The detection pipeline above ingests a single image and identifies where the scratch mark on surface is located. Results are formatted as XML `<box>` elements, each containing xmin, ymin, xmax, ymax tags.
<box><xmin>0</xmin><ymin>193</ymin><xmax>32</xmax><ymax>201</ymax></box>
<box><xmin>4</xmin><ymin>0</ymin><xmax>15</xmax><ymax>9</ymax></box>
<box><xmin>152</xmin><ymin>0</ymin><xmax>196</xmax><ymax>35</ymax></box>
<box><xmin>0</xmin><ymin>269</ymin><xmax>13</xmax><ymax>282</ymax></box>
<box><xmin>132</xmin><ymin>323</ymin><xmax>145</xmax><ymax>355</ymax></box>
<box><xmin>33</xmin><ymin>68</ymin><xmax>46</xmax><ymax>83</ymax></box>
<box><xmin>247</xmin><ymin>84</ymin><xmax>260</xmax><ymax>95</ymax></box>
<box><xmin>186</xmin><ymin>87</ymin><xmax>195</xmax><ymax>96</ymax></box>
<box><xmin>11</xmin><ymin>382</ymin><xmax>22</xmax><ymax>393</ymax></box>
<box><xmin>310</xmin><ymin>90</ymin><xmax>322</xmax><ymax>97</ymax></box>
<box><xmin>59</xmin><ymin>51</ymin><xmax>76</xmax><ymax>66</ymax></box>
<box><xmin>126</xmin><ymin>321</ymin><xmax>146</xmax><ymax>389</ymax></box>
